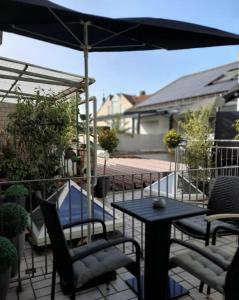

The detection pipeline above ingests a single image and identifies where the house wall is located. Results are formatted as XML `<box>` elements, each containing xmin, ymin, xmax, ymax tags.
<box><xmin>97</xmin><ymin>94</ymin><xmax>133</xmax><ymax>132</ymax></box>
<box><xmin>98</xmin><ymin>94</ymin><xmax>132</xmax><ymax>116</ymax></box>
<box><xmin>117</xmin><ymin>133</ymin><xmax>166</xmax><ymax>152</ymax></box>
<box><xmin>0</xmin><ymin>102</ymin><xmax>16</xmax><ymax>129</ymax></box>
<box><xmin>140</xmin><ymin>115</ymin><xmax>170</xmax><ymax>135</ymax></box>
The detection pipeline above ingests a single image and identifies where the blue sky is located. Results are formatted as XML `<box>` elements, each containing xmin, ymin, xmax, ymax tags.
<box><xmin>0</xmin><ymin>0</ymin><xmax>239</xmax><ymax>108</ymax></box>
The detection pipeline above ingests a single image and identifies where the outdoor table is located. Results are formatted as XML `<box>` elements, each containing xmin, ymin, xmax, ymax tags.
<box><xmin>111</xmin><ymin>197</ymin><xmax>207</xmax><ymax>300</ymax></box>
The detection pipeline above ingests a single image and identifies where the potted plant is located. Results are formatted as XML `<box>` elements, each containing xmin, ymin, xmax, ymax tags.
<box><xmin>95</xmin><ymin>128</ymin><xmax>119</xmax><ymax>198</ymax></box>
<box><xmin>0</xmin><ymin>236</ymin><xmax>17</xmax><ymax>300</ymax></box>
<box><xmin>0</xmin><ymin>203</ymin><xmax>28</xmax><ymax>277</ymax></box>
<box><xmin>163</xmin><ymin>129</ymin><xmax>181</xmax><ymax>170</ymax></box>
<box><xmin>4</xmin><ymin>184</ymin><xmax>29</xmax><ymax>207</ymax></box>
<box><xmin>163</xmin><ymin>129</ymin><xmax>181</xmax><ymax>151</ymax></box>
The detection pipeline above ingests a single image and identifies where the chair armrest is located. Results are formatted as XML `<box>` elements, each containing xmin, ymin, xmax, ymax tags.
<box><xmin>205</xmin><ymin>214</ymin><xmax>239</xmax><ymax>222</ymax></box>
<box><xmin>212</xmin><ymin>225</ymin><xmax>239</xmax><ymax>245</ymax></box>
<box><xmin>62</xmin><ymin>218</ymin><xmax>107</xmax><ymax>239</ymax></box>
<box><xmin>71</xmin><ymin>237</ymin><xmax>141</xmax><ymax>263</ymax></box>
<box><xmin>170</xmin><ymin>238</ymin><xmax>228</xmax><ymax>270</ymax></box>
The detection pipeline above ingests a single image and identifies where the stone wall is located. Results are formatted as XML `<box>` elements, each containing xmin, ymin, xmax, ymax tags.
<box><xmin>0</xmin><ymin>102</ymin><xmax>16</xmax><ymax>129</ymax></box>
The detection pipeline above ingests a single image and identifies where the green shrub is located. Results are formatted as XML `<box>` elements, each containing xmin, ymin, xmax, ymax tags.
<box><xmin>98</xmin><ymin>128</ymin><xmax>119</xmax><ymax>155</ymax></box>
<box><xmin>0</xmin><ymin>236</ymin><xmax>17</xmax><ymax>271</ymax></box>
<box><xmin>163</xmin><ymin>129</ymin><xmax>181</xmax><ymax>149</ymax></box>
<box><xmin>0</xmin><ymin>203</ymin><xmax>28</xmax><ymax>238</ymax></box>
<box><xmin>179</xmin><ymin>107</ymin><xmax>212</xmax><ymax>170</ymax></box>
<box><xmin>4</xmin><ymin>184</ymin><xmax>29</xmax><ymax>198</ymax></box>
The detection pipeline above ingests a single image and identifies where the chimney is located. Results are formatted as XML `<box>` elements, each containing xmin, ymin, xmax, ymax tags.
<box><xmin>139</xmin><ymin>90</ymin><xmax>146</xmax><ymax>96</ymax></box>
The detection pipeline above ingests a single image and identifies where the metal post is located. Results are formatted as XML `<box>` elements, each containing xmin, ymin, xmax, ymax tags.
<box><xmin>76</xmin><ymin>92</ymin><xmax>80</xmax><ymax>152</ymax></box>
<box><xmin>93</xmin><ymin>97</ymin><xmax>97</xmax><ymax>186</ymax></box>
<box><xmin>83</xmin><ymin>21</ymin><xmax>92</xmax><ymax>241</ymax></box>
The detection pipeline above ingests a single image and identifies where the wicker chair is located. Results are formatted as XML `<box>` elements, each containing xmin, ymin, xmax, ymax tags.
<box><xmin>39</xmin><ymin>198</ymin><xmax>142</xmax><ymax>300</ymax></box>
<box><xmin>170</xmin><ymin>226</ymin><xmax>239</xmax><ymax>300</ymax></box>
<box><xmin>174</xmin><ymin>176</ymin><xmax>239</xmax><ymax>246</ymax></box>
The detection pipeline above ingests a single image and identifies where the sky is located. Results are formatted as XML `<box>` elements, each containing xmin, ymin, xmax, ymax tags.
<box><xmin>0</xmin><ymin>0</ymin><xmax>239</xmax><ymax>109</ymax></box>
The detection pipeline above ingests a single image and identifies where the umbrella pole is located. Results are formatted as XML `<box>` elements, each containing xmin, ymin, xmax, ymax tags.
<box><xmin>83</xmin><ymin>21</ymin><xmax>92</xmax><ymax>241</ymax></box>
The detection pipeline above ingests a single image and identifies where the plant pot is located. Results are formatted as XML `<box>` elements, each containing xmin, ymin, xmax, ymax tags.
<box><xmin>10</xmin><ymin>232</ymin><xmax>25</xmax><ymax>278</ymax></box>
<box><xmin>94</xmin><ymin>177</ymin><xmax>110</xmax><ymax>198</ymax></box>
<box><xmin>0</xmin><ymin>266</ymin><xmax>11</xmax><ymax>300</ymax></box>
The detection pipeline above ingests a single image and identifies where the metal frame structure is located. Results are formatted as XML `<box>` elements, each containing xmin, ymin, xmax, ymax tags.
<box><xmin>0</xmin><ymin>55</ymin><xmax>97</xmax><ymax>180</ymax></box>
<box><xmin>0</xmin><ymin>56</ymin><xmax>95</xmax><ymax>103</ymax></box>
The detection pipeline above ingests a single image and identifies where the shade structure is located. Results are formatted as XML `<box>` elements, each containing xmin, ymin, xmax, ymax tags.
<box><xmin>1</xmin><ymin>0</ymin><xmax>239</xmax><ymax>242</ymax></box>
<box><xmin>1</xmin><ymin>0</ymin><xmax>239</xmax><ymax>51</ymax></box>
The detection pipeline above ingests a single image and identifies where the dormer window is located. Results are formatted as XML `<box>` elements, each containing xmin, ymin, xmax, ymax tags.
<box><xmin>208</xmin><ymin>68</ymin><xmax>239</xmax><ymax>86</ymax></box>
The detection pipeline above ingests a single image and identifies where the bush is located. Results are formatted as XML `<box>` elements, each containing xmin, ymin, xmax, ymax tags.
<box><xmin>0</xmin><ymin>236</ymin><xmax>17</xmax><ymax>271</ymax></box>
<box><xmin>4</xmin><ymin>184</ymin><xmax>29</xmax><ymax>198</ymax></box>
<box><xmin>163</xmin><ymin>129</ymin><xmax>181</xmax><ymax>149</ymax></box>
<box><xmin>179</xmin><ymin>107</ymin><xmax>212</xmax><ymax>170</ymax></box>
<box><xmin>98</xmin><ymin>128</ymin><xmax>119</xmax><ymax>155</ymax></box>
<box><xmin>7</xmin><ymin>90</ymin><xmax>76</xmax><ymax>179</ymax></box>
<box><xmin>0</xmin><ymin>203</ymin><xmax>28</xmax><ymax>238</ymax></box>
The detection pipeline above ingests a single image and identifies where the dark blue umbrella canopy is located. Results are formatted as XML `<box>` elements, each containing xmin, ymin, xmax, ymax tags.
<box><xmin>1</xmin><ymin>0</ymin><xmax>239</xmax><ymax>52</ymax></box>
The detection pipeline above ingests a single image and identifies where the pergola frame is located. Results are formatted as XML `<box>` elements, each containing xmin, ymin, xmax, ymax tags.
<box><xmin>0</xmin><ymin>55</ymin><xmax>95</xmax><ymax>103</ymax></box>
<box><xmin>0</xmin><ymin>55</ymin><xmax>97</xmax><ymax>179</ymax></box>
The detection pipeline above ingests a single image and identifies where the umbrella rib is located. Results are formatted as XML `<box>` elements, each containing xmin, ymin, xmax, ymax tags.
<box><xmin>90</xmin><ymin>23</ymin><xmax>164</xmax><ymax>50</ymax></box>
<box><xmin>93</xmin><ymin>44</ymin><xmax>163</xmax><ymax>50</ymax></box>
<box><xmin>90</xmin><ymin>23</ymin><xmax>141</xmax><ymax>47</ymax></box>
<box><xmin>12</xmin><ymin>24</ymin><xmax>82</xmax><ymax>49</ymax></box>
<box><xmin>47</xmin><ymin>7</ymin><xmax>84</xmax><ymax>47</ymax></box>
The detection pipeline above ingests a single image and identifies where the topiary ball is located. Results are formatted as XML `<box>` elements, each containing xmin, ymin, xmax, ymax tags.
<box><xmin>0</xmin><ymin>236</ymin><xmax>17</xmax><ymax>272</ymax></box>
<box><xmin>4</xmin><ymin>184</ymin><xmax>29</xmax><ymax>198</ymax></box>
<box><xmin>0</xmin><ymin>203</ymin><xmax>28</xmax><ymax>238</ymax></box>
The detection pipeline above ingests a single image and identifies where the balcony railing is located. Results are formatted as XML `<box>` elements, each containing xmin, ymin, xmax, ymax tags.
<box><xmin>0</xmin><ymin>164</ymin><xmax>238</xmax><ymax>292</ymax></box>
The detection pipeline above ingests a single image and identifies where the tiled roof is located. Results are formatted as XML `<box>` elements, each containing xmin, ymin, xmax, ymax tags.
<box><xmin>122</xmin><ymin>93</ymin><xmax>151</xmax><ymax>105</ymax></box>
<box><xmin>136</xmin><ymin>61</ymin><xmax>239</xmax><ymax>109</ymax></box>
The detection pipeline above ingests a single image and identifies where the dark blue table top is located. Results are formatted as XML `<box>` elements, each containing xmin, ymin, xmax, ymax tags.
<box><xmin>112</xmin><ymin>197</ymin><xmax>207</xmax><ymax>223</ymax></box>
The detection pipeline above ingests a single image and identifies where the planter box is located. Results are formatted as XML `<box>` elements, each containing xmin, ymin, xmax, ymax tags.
<box><xmin>94</xmin><ymin>177</ymin><xmax>110</xmax><ymax>198</ymax></box>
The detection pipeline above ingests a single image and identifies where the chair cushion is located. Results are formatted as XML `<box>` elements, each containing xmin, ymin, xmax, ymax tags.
<box><xmin>174</xmin><ymin>215</ymin><xmax>238</xmax><ymax>239</ymax></box>
<box><xmin>170</xmin><ymin>245</ymin><xmax>233</xmax><ymax>293</ymax></box>
<box><xmin>70</xmin><ymin>239</ymin><xmax>134</xmax><ymax>288</ymax></box>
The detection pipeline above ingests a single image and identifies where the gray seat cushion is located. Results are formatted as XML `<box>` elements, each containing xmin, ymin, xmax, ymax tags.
<box><xmin>170</xmin><ymin>245</ymin><xmax>233</xmax><ymax>293</ymax></box>
<box><xmin>174</xmin><ymin>215</ymin><xmax>238</xmax><ymax>238</ymax></box>
<box><xmin>70</xmin><ymin>239</ymin><xmax>133</xmax><ymax>288</ymax></box>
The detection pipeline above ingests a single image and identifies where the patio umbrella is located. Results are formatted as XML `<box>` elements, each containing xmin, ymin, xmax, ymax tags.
<box><xmin>1</xmin><ymin>0</ymin><xmax>239</xmax><ymax>237</ymax></box>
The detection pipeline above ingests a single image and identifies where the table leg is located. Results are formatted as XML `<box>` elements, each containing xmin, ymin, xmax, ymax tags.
<box><xmin>144</xmin><ymin>221</ymin><xmax>171</xmax><ymax>300</ymax></box>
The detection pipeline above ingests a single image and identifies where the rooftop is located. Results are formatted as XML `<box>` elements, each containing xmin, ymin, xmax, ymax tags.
<box><xmin>134</xmin><ymin>61</ymin><xmax>239</xmax><ymax>111</ymax></box>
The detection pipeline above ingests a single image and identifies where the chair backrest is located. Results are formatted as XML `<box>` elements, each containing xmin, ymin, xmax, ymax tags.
<box><xmin>208</xmin><ymin>176</ymin><xmax>239</xmax><ymax>217</ymax></box>
<box><xmin>224</xmin><ymin>246</ymin><xmax>239</xmax><ymax>300</ymax></box>
<box><xmin>39</xmin><ymin>196</ymin><xmax>74</xmax><ymax>286</ymax></box>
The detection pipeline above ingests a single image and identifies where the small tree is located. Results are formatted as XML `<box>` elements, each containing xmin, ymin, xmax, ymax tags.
<box><xmin>98</xmin><ymin>128</ymin><xmax>119</xmax><ymax>155</ymax></box>
<box><xmin>179</xmin><ymin>107</ymin><xmax>212</xmax><ymax>171</ymax></box>
<box><xmin>7</xmin><ymin>90</ymin><xmax>75</xmax><ymax>179</ymax></box>
<box><xmin>233</xmin><ymin>119</ymin><xmax>239</xmax><ymax>139</ymax></box>
<box><xmin>98</xmin><ymin>128</ymin><xmax>119</xmax><ymax>175</ymax></box>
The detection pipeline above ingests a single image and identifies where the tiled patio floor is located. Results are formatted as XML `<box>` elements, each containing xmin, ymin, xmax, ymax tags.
<box><xmin>8</xmin><ymin>235</ymin><xmax>236</xmax><ymax>300</ymax></box>
<box><xmin>7</xmin><ymin>191</ymin><xmax>237</xmax><ymax>300</ymax></box>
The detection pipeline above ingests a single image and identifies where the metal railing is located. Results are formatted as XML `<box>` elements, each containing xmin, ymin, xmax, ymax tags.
<box><xmin>0</xmin><ymin>165</ymin><xmax>238</xmax><ymax>285</ymax></box>
<box><xmin>175</xmin><ymin>139</ymin><xmax>239</xmax><ymax>170</ymax></box>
